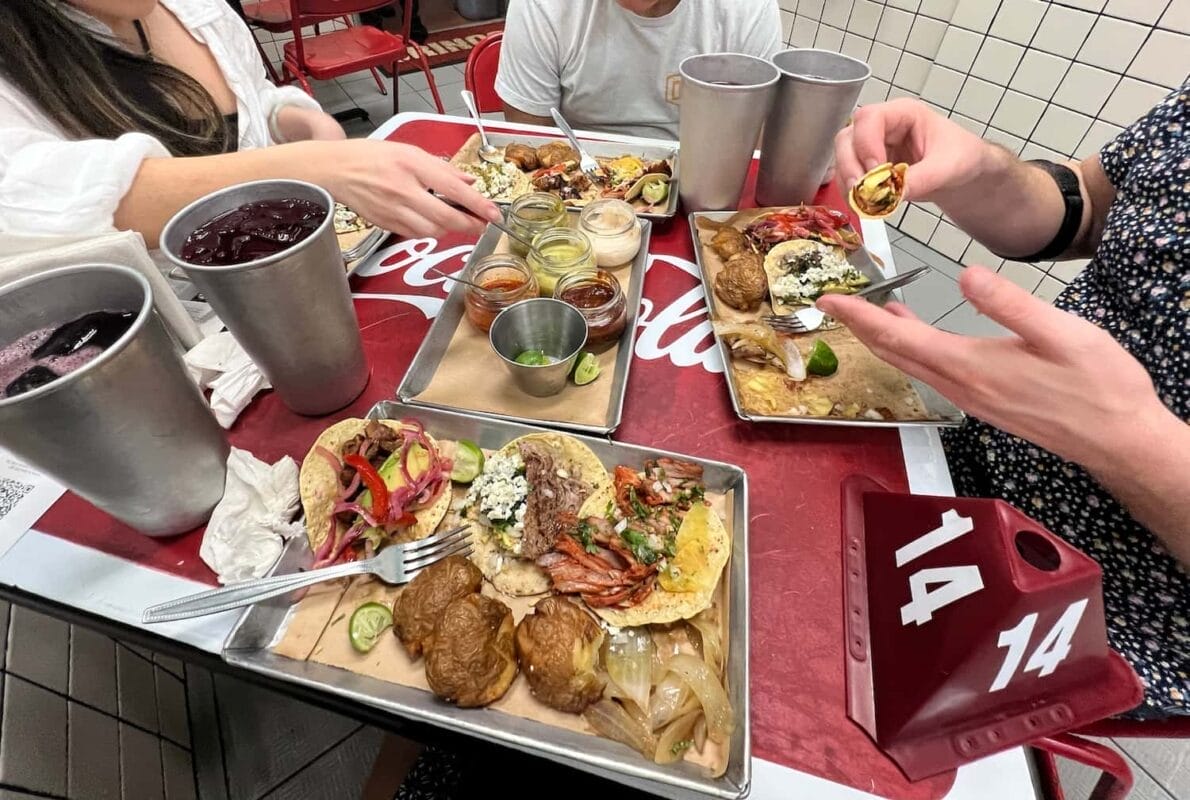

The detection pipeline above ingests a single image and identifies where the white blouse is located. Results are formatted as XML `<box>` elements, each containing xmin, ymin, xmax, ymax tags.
<box><xmin>0</xmin><ymin>0</ymin><xmax>322</xmax><ymax>239</ymax></box>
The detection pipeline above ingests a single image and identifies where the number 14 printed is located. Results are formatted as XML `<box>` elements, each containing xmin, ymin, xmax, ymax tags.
<box><xmin>896</xmin><ymin>510</ymin><xmax>1089</xmax><ymax>693</ymax></box>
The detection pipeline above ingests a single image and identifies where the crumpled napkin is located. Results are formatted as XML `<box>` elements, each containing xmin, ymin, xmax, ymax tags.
<box><xmin>200</xmin><ymin>448</ymin><xmax>305</xmax><ymax>585</ymax></box>
<box><xmin>184</xmin><ymin>332</ymin><xmax>270</xmax><ymax>428</ymax></box>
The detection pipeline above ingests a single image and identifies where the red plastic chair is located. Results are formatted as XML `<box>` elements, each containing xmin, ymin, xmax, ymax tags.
<box><xmin>464</xmin><ymin>31</ymin><xmax>503</xmax><ymax>113</ymax></box>
<box><xmin>1033</xmin><ymin>716</ymin><xmax>1190</xmax><ymax>800</ymax></box>
<box><xmin>282</xmin><ymin>0</ymin><xmax>444</xmax><ymax>115</ymax></box>
<box><xmin>242</xmin><ymin>0</ymin><xmax>387</xmax><ymax>93</ymax></box>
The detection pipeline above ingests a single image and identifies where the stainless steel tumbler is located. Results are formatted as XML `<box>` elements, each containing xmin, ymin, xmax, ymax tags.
<box><xmin>678</xmin><ymin>53</ymin><xmax>780</xmax><ymax>212</ymax></box>
<box><xmin>756</xmin><ymin>49</ymin><xmax>871</xmax><ymax>206</ymax></box>
<box><xmin>160</xmin><ymin>180</ymin><xmax>368</xmax><ymax>416</ymax></box>
<box><xmin>0</xmin><ymin>264</ymin><xmax>229</xmax><ymax>536</ymax></box>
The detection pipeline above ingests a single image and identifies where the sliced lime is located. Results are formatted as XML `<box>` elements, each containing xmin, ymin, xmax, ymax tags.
<box><xmin>348</xmin><ymin>602</ymin><xmax>393</xmax><ymax>653</ymax></box>
<box><xmin>573</xmin><ymin>352</ymin><xmax>601</xmax><ymax>385</ymax></box>
<box><xmin>451</xmin><ymin>440</ymin><xmax>484</xmax><ymax>484</ymax></box>
<box><xmin>514</xmin><ymin>349</ymin><xmax>548</xmax><ymax>366</ymax></box>
<box><xmin>806</xmin><ymin>339</ymin><xmax>839</xmax><ymax>377</ymax></box>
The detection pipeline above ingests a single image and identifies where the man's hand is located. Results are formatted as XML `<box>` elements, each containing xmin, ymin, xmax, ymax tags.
<box><xmin>818</xmin><ymin>266</ymin><xmax>1162</xmax><ymax>468</ymax></box>
<box><xmin>817</xmin><ymin>267</ymin><xmax>1190</xmax><ymax>564</ymax></box>
<box><xmin>835</xmin><ymin>98</ymin><xmax>995</xmax><ymax>202</ymax></box>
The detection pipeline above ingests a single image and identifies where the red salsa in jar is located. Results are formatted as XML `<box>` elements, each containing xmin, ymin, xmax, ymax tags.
<box><xmin>463</xmin><ymin>255</ymin><xmax>538</xmax><ymax>333</ymax></box>
<box><xmin>553</xmin><ymin>270</ymin><xmax>626</xmax><ymax>345</ymax></box>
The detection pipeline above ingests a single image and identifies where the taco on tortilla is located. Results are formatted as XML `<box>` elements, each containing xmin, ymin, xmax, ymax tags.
<box><xmin>465</xmin><ymin>433</ymin><xmax>614</xmax><ymax>596</ymax></box>
<box><xmin>536</xmin><ymin>458</ymin><xmax>730</xmax><ymax>625</ymax></box>
<box><xmin>300</xmin><ymin>418</ymin><xmax>453</xmax><ymax>567</ymax></box>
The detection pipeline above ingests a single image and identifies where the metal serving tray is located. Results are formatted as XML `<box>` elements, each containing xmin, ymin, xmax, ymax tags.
<box><xmin>397</xmin><ymin>214</ymin><xmax>651</xmax><ymax>436</ymax></box>
<box><xmin>689</xmin><ymin>211</ymin><xmax>964</xmax><ymax>428</ymax></box>
<box><xmin>455</xmin><ymin>131</ymin><xmax>681</xmax><ymax>221</ymax></box>
<box><xmin>223</xmin><ymin>402</ymin><xmax>751</xmax><ymax>800</ymax></box>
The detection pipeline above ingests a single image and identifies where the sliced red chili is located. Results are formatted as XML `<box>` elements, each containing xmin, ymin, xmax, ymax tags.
<box><xmin>344</xmin><ymin>454</ymin><xmax>389</xmax><ymax>521</ymax></box>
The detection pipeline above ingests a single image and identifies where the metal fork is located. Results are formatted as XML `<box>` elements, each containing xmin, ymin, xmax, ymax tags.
<box><xmin>342</xmin><ymin>226</ymin><xmax>387</xmax><ymax>263</ymax></box>
<box><xmin>763</xmin><ymin>265</ymin><xmax>932</xmax><ymax>334</ymax></box>
<box><xmin>141</xmin><ymin>525</ymin><xmax>471</xmax><ymax>624</ymax></box>
<box><xmin>549</xmin><ymin>107</ymin><xmax>604</xmax><ymax>184</ymax></box>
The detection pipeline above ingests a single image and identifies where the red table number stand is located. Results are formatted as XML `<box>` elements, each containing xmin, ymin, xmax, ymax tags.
<box><xmin>840</xmin><ymin>475</ymin><xmax>1144</xmax><ymax>781</ymax></box>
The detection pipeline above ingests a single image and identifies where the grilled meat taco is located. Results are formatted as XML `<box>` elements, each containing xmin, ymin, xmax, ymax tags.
<box><xmin>538</xmin><ymin>458</ymin><xmax>730</xmax><ymax>625</ymax></box>
<box><xmin>300</xmin><ymin>418</ymin><xmax>453</xmax><ymax>566</ymax></box>
<box><xmin>466</xmin><ymin>433</ymin><xmax>614</xmax><ymax>596</ymax></box>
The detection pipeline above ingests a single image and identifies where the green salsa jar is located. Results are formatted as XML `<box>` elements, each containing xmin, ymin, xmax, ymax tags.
<box><xmin>507</xmin><ymin>193</ymin><xmax>567</xmax><ymax>258</ymax></box>
<box><xmin>527</xmin><ymin>228</ymin><xmax>596</xmax><ymax>295</ymax></box>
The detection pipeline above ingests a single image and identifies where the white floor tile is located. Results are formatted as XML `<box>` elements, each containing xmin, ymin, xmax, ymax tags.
<box><xmin>6</xmin><ymin>605</ymin><xmax>69</xmax><ymax>694</ymax></box>
<box><xmin>68</xmin><ymin>702</ymin><xmax>120</xmax><ymax>800</ymax></box>
<box><xmin>432</xmin><ymin>66</ymin><xmax>465</xmax><ymax>88</ymax></box>
<box><xmin>1055</xmin><ymin>737</ymin><xmax>1177</xmax><ymax>800</ymax></box>
<box><xmin>899</xmin><ymin>268</ymin><xmax>966</xmax><ymax>324</ymax></box>
<box><xmin>936</xmin><ymin>301</ymin><xmax>1011</xmax><ymax>337</ymax></box>
<box><xmin>0</xmin><ymin>675</ymin><xmax>67</xmax><ymax>796</ymax></box>
<box><xmin>893</xmin><ymin>238</ymin><xmax>965</xmax><ymax>280</ymax></box>
<box><xmin>1116</xmin><ymin>737</ymin><xmax>1190</xmax><ymax>799</ymax></box>
<box><xmin>998</xmin><ymin>260</ymin><xmax>1045</xmax><ymax>292</ymax></box>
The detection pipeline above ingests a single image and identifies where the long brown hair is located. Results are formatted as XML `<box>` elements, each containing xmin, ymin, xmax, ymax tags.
<box><xmin>0</xmin><ymin>1</ymin><xmax>230</xmax><ymax>156</ymax></box>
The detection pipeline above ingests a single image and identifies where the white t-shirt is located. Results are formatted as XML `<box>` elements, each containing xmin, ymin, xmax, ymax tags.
<box><xmin>495</xmin><ymin>0</ymin><xmax>782</xmax><ymax>141</ymax></box>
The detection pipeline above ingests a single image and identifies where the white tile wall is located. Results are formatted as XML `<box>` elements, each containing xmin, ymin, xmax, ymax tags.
<box><xmin>784</xmin><ymin>0</ymin><xmax>1188</xmax><ymax>301</ymax></box>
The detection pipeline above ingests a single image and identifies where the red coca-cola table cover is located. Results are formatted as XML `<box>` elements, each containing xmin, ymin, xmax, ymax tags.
<box><xmin>36</xmin><ymin>119</ymin><xmax>955</xmax><ymax>799</ymax></box>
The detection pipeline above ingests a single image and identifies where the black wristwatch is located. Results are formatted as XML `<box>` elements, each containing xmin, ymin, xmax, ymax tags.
<box><xmin>1015</xmin><ymin>160</ymin><xmax>1084</xmax><ymax>262</ymax></box>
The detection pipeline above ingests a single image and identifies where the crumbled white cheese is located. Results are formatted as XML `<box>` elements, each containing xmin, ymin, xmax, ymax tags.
<box><xmin>771</xmin><ymin>244</ymin><xmax>864</xmax><ymax>305</ymax></box>
<box><xmin>460</xmin><ymin>161</ymin><xmax>521</xmax><ymax>199</ymax></box>
<box><xmin>614</xmin><ymin>518</ymin><xmax>628</xmax><ymax>535</ymax></box>
<box><xmin>465</xmin><ymin>452</ymin><xmax>529</xmax><ymax>550</ymax></box>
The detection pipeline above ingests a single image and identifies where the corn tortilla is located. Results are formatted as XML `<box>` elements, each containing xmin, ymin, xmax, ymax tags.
<box><xmin>300</xmin><ymin>418</ymin><xmax>452</xmax><ymax>554</ymax></box>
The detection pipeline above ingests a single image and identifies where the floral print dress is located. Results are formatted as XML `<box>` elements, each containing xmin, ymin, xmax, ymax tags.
<box><xmin>942</xmin><ymin>82</ymin><xmax>1190</xmax><ymax>719</ymax></box>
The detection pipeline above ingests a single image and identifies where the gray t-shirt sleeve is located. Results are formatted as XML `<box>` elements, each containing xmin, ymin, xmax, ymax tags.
<box><xmin>738</xmin><ymin>0</ymin><xmax>784</xmax><ymax>58</ymax></box>
<box><xmin>495</xmin><ymin>0</ymin><xmax>562</xmax><ymax>117</ymax></box>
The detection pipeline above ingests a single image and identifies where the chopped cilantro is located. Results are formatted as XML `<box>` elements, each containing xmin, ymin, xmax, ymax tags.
<box><xmin>620</xmin><ymin>528</ymin><xmax>661</xmax><ymax>565</ymax></box>
<box><xmin>574</xmin><ymin>520</ymin><xmax>599</xmax><ymax>554</ymax></box>
<box><xmin>604</xmin><ymin>500</ymin><xmax>614</xmax><ymax>519</ymax></box>
<box><xmin>627</xmin><ymin>486</ymin><xmax>650</xmax><ymax>520</ymax></box>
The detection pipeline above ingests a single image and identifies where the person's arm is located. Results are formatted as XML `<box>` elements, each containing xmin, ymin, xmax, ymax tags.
<box><xmin>494</xmin><ymin>0</ymin><xmax>563</xmax><ymax>124</ymax></box>
<box><xmin>816</xmin><ymin>270</ymin><xmax>1190</xmax><ymax>567</ymax></box>
<box><xmin>835</xmin><ymin>98</ymin><xmax>1114</xmax><ymax>260</ymax></box>
<box><xmin>115</xmin><ymin>139</ymin><xmax>500</xmax><ymax>247</ymax></box>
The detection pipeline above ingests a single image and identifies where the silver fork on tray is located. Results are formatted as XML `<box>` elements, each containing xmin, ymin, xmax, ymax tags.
<box><xmin>763</xmin><ymin>265</ymin><xmax>932</xmax><ymax>334</ymax></box>
<box><xmin>549</xmin><ymin>107</ymin><xmax>604</xmax><ymax>184</ymax></box>
<box><xmin>141</xmin><ymin>524</ymin><xmax>472</xmax><ymax>624</ymax></box>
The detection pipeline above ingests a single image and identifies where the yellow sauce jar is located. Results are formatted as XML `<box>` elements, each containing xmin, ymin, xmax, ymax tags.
<box><xmin>527</xmin><ymin>228</ymin><xmax>596</xmax><ymax>295</ymax></box>
<box><xmin>507</xmin><ymin>193</ymin><xmax>567</xmax><ymax>258</ymax></box>
<box><xmin>578</xmin><ymin>198</ymin><xmax>642</xmax><ymax>268</ymax></box>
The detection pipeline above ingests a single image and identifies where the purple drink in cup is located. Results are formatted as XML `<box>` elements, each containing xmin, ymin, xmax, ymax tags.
<box><xmin>0</xmin><ymin>311</ymin><xmax>136</xmax><ymax>398</ymax></box>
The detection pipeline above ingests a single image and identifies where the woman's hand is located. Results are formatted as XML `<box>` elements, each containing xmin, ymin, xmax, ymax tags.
<box><xmin>834</xmin><ymin>98</ymin><xmax>998</xmax><ymax>202</ymax></box>
<box><xmin>275</xmin><ymin>105</ymin><xmax>346</xmax><ymax>142</ymax></box>
<box><xmin>815</xmin><ymin>266</ymin><xmax>1171</xmax><ymax>471</ymax></box>
<box><xmin>314</xmin><ymin>140</ymin><xmax>502</xmax><ymax>238</ymax></box>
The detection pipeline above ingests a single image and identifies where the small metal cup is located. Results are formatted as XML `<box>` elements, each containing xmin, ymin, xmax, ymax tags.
<box><xmin>678</xmin><ymin>53</ymin><xmax>780</xmax><ymax>212</ymax></box>
<box><xmin>756</xmin><ymin>49</ymin><xmax>871</xmax><ymax>206</ymax></box>
<box><xmin>160</xmin><ymin>180</ymin><xmax>368</xmax><ymax>416</ymax></box>
<box><xmin>0</xmin><ymin>264</ymin><xmax>229</xmax><ymax>536</ymax></box>
<box><xmin>489</xmin><ymin>299</ymin><xmax>587</xmax><ymax>397</ymax></box>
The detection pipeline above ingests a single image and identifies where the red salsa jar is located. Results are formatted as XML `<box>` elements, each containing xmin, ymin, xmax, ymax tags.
<box><xmin>463</xmin><ymin>254</ymin><xmax>539</xmax><ymax>333</ymax></box>
<box><xmin>553</xmin><ymin>270</ymin><xmax>627</xmax><ymax>345</ymax></box>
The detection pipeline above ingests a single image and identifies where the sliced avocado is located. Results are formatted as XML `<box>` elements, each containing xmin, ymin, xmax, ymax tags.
<box><xmin>358</xmin><ymin>445</ymin><xmax>430</xmax><ymax>511</ymax></box>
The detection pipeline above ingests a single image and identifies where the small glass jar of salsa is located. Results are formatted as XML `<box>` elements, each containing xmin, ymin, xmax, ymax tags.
<box><xmin>463</xmin><ymin>254</ymin><xmax>538</xmax><ymax>333</ymax></box>
<box><xmin>578</xmin><ymin>198</ymin><xmax>641</xmax><ymax>268</ymax></box>
<box><xmin>554</xmin><ymin>270</ymin><xmax>626</xmax><ymax>345</ymax></box>
<box><xmin>508</xmin><ymin>193</ymin><xmax>567</xmax><ymax>258</ymax></box>
<box><xmin>527</xmin><ymin>228</ymin><xmax>596</xmax><ymax>295</ymax></box>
